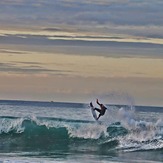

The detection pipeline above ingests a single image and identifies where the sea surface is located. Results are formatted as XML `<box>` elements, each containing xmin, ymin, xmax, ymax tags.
<box><xmin>0</xmin><ymin>100</ymin><xmax>162</xmax><ymax>163</ymax></box>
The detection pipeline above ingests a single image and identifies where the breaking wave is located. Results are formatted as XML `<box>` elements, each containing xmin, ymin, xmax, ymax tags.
<box><xmin>0</xmin><ymin>111</ymin><xmax>162</xmax><ymax>153</ymax></box>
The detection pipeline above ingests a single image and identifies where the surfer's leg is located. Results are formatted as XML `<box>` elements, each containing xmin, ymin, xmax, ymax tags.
<box><xmin>97</xmin><ymin>114</ymin><xmax>101</xmax><ymax>120</ymax></box>
<box><xmin>94</xmin><ymin>108</ymin><xmax>101</xmax><ymax>113</ymax></box>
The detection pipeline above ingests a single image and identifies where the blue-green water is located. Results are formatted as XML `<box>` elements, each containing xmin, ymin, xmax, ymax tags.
<box><xmin>0</xmin><ymin>100</ymin><xmax>162</xmax><ymax>162</ymax></box>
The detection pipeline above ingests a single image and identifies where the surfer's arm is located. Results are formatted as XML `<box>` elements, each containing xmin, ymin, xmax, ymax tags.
<box><xmin>96</xmin><ymin>99</ymin><xmax>101</xmax><ymax>106</ymax></box>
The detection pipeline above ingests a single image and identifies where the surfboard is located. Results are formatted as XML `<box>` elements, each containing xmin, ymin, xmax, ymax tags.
<box><xmin>90</xmin><ymin>103</ymin><xmax>98</xmax><ymax>120</ymax></box>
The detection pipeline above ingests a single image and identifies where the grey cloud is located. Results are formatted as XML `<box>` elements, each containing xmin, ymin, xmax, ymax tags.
<box><xmin>0</xmin><ymin>49</ymin><xmax>28</xmax><ymax>54</ymax></box>
<box><xmin>42</xmin><ymin>28</ymin><xmax>64</xmax><ymax>32</ymax></box>
<box><xmin>14</xmin><ymin>61</ymin><xmax>43</xmax><ymax>65</ymax></box>
<box><xmin>0</xmin><ymin>0</ymin><xmax>163</xmax><ymax>27</ymax></box>
<box><xmin>0</xmin><ymin>0</ymin><xmax>24</xmax><ymax>5</ymax></box>
<box><xmin>1</xmin><ymin>34</ymin><xmax>163</xmax><ymax>48</ymax></box>
<box><xmin>60</xmin><ymin>0</ymin><xmax>163</xmax><ymax>26</ymax></box>
<box><xmin>71</xmin><ymin>2</ymin><xmax>163</xmax><ymax>26</ymax></box>
<box><xmin>0</xmin><ymin>62</ymin><xmax>73</xmax><ymax>74</ymax></box>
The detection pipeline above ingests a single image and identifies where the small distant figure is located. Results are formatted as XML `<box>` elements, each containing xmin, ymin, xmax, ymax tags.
<box><xmin>90</xmin><ymin>99</ymin><xmax>107</xmax><ymax>120</ymax></box>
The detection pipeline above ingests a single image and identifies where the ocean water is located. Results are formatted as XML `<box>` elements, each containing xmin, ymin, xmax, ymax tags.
<box><xmin>0</xmin><ymin>100</ymin><xmax>162</xmax><ymax>163</ymax></box>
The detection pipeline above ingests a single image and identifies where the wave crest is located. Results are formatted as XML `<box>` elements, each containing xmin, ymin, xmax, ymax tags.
<box><xmin>0</xmin><ymin>114</ymin><xmax>162</xmax><ymax>152</ymax></box>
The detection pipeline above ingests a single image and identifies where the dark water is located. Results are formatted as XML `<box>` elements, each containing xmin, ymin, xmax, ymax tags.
<box><xmin>0</xmin><ymin>100</ymin><xmax>162</xmax><ymax>162</ymax></box>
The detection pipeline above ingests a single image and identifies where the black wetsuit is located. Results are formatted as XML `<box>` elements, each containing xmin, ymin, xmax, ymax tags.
<box><xmin>94</xmin><ymin>105</ymin><xmax>107</xmax><ymax>116</ymax></box>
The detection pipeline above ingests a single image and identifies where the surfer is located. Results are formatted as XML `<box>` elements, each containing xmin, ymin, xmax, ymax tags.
<box><xmin>90</xmin><ymin>99</ymin><xmax>107</xmax><ymax>120</ymax></box>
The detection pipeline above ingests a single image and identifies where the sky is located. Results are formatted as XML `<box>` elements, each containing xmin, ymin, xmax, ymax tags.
<box><xmin>0</xmin><ymin>0</ymin><xmax>163</xmax><ymax>106</ymax></box>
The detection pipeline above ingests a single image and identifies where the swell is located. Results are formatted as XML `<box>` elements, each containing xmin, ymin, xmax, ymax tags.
<box><xmin>0</xmin><ymin>116</ymin><xmax>124</xmax><ymax>152</ymax></box>
<box><xmin>0</xmin><ymin>116</ymin><xmax>162</xmax><ymax>153</ymax></box>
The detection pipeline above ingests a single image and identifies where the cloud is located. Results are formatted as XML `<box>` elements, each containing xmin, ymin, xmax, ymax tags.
<box><xmin>42</xmin><ymin>27</ymin><xmax>64</xmax><ymax>32</ymax></box>
<box><xmin>0</xmin><ymin>0</ymin><xmax>163</xmax><ymax>59</ymax></box>
<box><xmin>1</xmin><ymin>32</ymin><xmax>163</xmax><ymax>49</ymax></box>
<box><xmin>60</xmin><ymin>0</ymin><xmax>129</xmax><ymax>7</ymax></box>
<box><xmin>0</xmin><ymin>62</ymin><xmax>73</xmax><ymax>75</ymax></box>
<box><xmin>0</xmin><ymin>0</ymin><xmax>163</xmax><ymax>51</ymax></box>
<box><xmin>68</xmin><ymin>1</ymin><xmax>163</xmax><ymax>26</ymax></box>
<box><xmin>1</xmin><ymin>33</ymin><xmax>163</xmax><ymax>61</ymax></box>
<box><xmin>0</xmin><ymin>49</ymin><xmax>28</xmax><ymax>54</ymax></box>
<box><xmin>0</xmin><ymin>0</ymin><xmax>24</xmax><ymax>5</ymax></box>
<box><xmin>0</xmin><ymin>0</ymin><xmax>163</xmax><ymax>27</ymax></box>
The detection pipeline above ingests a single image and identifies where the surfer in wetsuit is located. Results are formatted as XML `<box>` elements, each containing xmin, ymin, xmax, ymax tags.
<box><xmin>90</xmin><ymin>99</ymin><xmax>107</xmax><ymax>120</ymax></box>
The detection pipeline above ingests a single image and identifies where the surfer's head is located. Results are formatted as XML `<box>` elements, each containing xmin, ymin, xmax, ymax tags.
<box><xmin>100</xmin><ymin>104</ymin><xmax>104</xmax><ymax>107</ymax></box>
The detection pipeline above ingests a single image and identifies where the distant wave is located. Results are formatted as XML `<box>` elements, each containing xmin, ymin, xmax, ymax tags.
<box><xmin>0</xmin><ymin>115</ymin><xmax>162</xmax><ymax>153</ymax></box>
